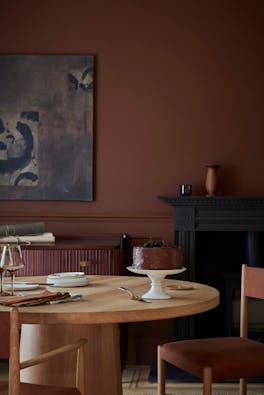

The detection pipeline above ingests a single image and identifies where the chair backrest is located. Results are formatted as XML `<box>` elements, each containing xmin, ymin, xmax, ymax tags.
<box><xmin>6</xmin><ymin>307</ymin><xmax>87</xmax><ymax>395</ymax></box>
<box><xmin>240</xmin><ymin>264</ymin><xmax>264</xmax><ymax>338</ymax></box>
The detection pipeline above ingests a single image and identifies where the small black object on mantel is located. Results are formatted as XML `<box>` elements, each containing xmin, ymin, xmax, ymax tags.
<box><xmin>180</xmin><ymin>184</ymin><xmax>192</xmax><ymax>196</ymax></box>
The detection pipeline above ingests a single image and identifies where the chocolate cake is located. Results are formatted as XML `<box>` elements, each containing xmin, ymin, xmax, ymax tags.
<box><xmin>132</xmin><ymin>240</ymin><xmax>183</xmax><ymax>270</ymax></box>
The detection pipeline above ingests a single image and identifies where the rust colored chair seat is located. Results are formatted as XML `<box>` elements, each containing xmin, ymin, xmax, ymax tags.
<box><xmin>158</xmin><ymin>264</ymin><xmax>264</xmax><ymax>395</ymax></box>
<box><xmin>160</xmin><ymin>337</ymin><xmax>264</xmax><ymax>381</ymax></box>
<box><xmin>0</xmin><ymin>382</ymin><xmax>81</xmax><ymax>395</ymax></box>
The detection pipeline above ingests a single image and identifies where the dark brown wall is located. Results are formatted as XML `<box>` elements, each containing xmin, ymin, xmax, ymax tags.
<box><xmin>1</xmin><ymin>0</ymin><xmax>264</xmax><ymax>240</ymax></box>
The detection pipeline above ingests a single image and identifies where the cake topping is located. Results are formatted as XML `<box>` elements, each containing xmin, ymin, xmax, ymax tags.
<box><xmin>143</xmin><ymin>240</ymin><xmax>166</xmax><ymax>248</ymax></box>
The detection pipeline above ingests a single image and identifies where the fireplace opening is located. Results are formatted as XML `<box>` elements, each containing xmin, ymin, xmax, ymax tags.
<box><xmin>192</xmin><ymin>231</ymin><xmax>264</xmax><ymax>340</ymax></box>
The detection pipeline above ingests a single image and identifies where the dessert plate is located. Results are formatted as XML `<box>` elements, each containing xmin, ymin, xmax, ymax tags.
<box><xmin>3</xmin><ymin>282</ymin><xmax>40</xmax><ymax>291</ymax></box>
<box><xmin>166</xmin><ymin>283</ymin><xmax>194</xmax><ymax>290</ymax></box>
<box><xmin>48</xmin><ymin>279</ymin><xmax>89</xmax><ymax>287</ymax></box>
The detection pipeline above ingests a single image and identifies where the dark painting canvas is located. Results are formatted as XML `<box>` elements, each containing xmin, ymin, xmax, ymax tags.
<box><xmin>0</xmin><ymin>54</ymin><xmax>94</xmax><ymax>200</ymax></box>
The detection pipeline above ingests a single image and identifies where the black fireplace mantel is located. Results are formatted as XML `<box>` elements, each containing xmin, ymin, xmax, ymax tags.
<box><xmin>158</xmin><ymin>196</ymin><xmax>264</xmax><ymax>232</ymax></box>
<box><xmin>158</xmin><ymin>195</ymin><xmax>264</xmax><ymax>339</ymax></box>
<box><xmin>158</xmin><ymin>195</ymin><xmax>264</xmax><ymax>280</ymax></box>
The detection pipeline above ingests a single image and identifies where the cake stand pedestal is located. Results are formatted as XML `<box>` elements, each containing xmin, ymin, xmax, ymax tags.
<box><xmin>126</xmin><ymin>266</ymin><xmax>187</xmax><ymax>299</ymax></box>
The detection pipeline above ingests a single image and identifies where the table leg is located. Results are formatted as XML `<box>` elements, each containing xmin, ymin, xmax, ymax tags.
<box><xmin>20</xmin><ymin>323</ymin><xmax>122</xmax><ymax>395</ymax></box>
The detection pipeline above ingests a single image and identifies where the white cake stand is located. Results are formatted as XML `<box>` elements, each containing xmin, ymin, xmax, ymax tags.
<box><xmin>126</xmin><ymin>266</ymin><xmax>187</xmax><ymax>299</ymax></box>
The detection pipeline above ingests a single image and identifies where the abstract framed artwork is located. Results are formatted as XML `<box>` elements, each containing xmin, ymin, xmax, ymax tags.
<box><xmin>0</xmin><ymin>54</ymin><xmax>94</xmax><ymax>201</ymax></box>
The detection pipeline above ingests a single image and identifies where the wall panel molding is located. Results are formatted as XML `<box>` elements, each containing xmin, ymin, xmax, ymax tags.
<box><xmin>0</xmin><ymin>213</ymin><xmax>172</xmax><ymax>223</ymax></box>
<box><xmin>0</xmin><ymin>213</ymin><xmax>174</xmax><ymax>242</ymax></box>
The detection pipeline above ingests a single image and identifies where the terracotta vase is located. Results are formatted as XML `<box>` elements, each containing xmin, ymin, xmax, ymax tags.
<box><xmin>205</xmin><ymin>164</ymin><xmax>220</xmax><ymax>196</ymax></box>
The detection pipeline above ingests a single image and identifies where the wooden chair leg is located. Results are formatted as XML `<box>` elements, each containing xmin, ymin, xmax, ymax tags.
<box><xmin>76</xmin><ymin>342</ymin><xmax>86</xmax><ymax>395</ymax></box>
<box><xmin>240</xmin><ymin>378</ymin><xmax>247</xmax><ymax>395</ymax></box>
<box><xmin>203</xmin><ymin>367</ymin><xmax>212</xmax><ymax>395</ymax></box>
<box><xmin>9</xmin><ymin>308</ymin><xmax>20</xmax><ymax>395</ymax></box>
<box><xmin>157</xmin><ymin>345</ymin><xmax>166</xmax><ymax>395</ymax></box>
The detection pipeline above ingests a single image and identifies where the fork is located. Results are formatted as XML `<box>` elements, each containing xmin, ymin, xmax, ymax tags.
<box><xmin>118</xmin><ymin>287</ymin><xmax>151</xmax><ymax>303</ymax></box>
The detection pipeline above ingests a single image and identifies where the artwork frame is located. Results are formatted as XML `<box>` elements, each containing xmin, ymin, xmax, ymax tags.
<box><xmin>0</xmin><ymin>54</ymin><xmax>94</xmax><ymax>201</ymax></box>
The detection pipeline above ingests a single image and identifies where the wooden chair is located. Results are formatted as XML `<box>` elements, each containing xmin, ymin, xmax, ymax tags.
<box><xmin>158</xmin><ymin>264</ymin><xmax>264</xmax><ymax>395</ymax></box>
<box><xmin>0</xmin><ymin>308</ymin><xmax>87</xmax><ymax>395</ymax></box>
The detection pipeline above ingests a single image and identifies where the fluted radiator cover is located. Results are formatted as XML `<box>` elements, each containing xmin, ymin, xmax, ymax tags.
<box><xmin>21</xmin><ymin>248</ymin><xmax>126</xmax><ymax>276</ymax></box>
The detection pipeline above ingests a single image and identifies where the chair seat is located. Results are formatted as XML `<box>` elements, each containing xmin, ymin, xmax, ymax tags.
<box><xmin>160</xmin><ymin>337</ymin><xmax>264</xmax><ymax>381</ymax></box>
<box><xmin>0</xmin><ymin>381</ymin><xmax>81</xmax><ymax>395</ymax></box>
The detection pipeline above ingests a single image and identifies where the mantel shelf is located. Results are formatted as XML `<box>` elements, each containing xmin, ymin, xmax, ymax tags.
<box><xmin>158</xmin><ymin>195</ymin><xmax>264</xmax><ymax>207</ymax></box>
<box><xmin>158</xmin><ymin>195</ymin><xmax>264</xmax><ymax>232</ymax></box>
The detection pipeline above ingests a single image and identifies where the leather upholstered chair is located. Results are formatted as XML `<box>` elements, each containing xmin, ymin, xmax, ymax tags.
<box><xmin>158</xmin><ymin>264</ymin><xmax>264</xmax><ymax>395</ymax></box>
<box><xmin>0</xmin><ymin>308</ymin><xmax>87</xmax><ymax>395</ymax></box>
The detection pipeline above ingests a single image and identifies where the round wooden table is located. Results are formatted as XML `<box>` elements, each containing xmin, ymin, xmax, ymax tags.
<box><xmin>15</xmin><ymin>275</ymin><xmax>219</xmax><ymax>395</ymax></box>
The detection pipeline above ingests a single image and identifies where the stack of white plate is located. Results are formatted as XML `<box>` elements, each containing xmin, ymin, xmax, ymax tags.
<box><xmin>47</xmin><ymin>272</ymin><xmax>89</xmax><ymax>287</ymax></box>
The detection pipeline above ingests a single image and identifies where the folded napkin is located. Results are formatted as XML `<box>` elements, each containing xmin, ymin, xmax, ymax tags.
<box><xmin>0</xmin><ymin>290</ymin><xmax>70</xmax><ymax>307</ymax></box>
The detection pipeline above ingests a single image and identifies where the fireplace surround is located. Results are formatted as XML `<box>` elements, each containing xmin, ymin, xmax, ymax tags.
<box><xmin>158</xmin><ymin>195</ymin><xmax>264</xmax><ymax>339</ymax></box>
